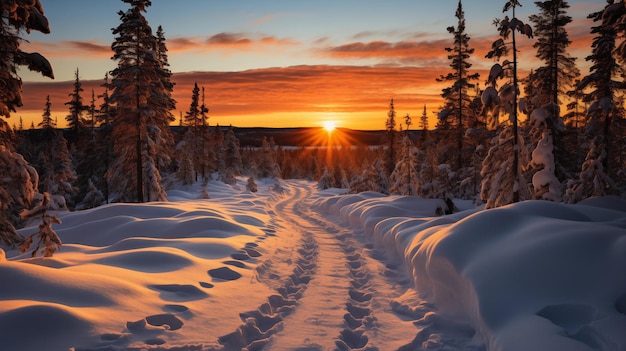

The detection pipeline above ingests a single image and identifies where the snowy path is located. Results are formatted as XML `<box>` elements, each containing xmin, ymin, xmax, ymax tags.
<box><xmin>214</xmin><ymin>181</ymin><xmax>419</xmax><ymax>350</ymax></box>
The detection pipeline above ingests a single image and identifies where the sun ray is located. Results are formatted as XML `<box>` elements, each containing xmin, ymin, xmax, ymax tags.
<box><xmin>323</xmin><ymin>121</ymin><xmax>336</xmax><ymax>133</ymax></box>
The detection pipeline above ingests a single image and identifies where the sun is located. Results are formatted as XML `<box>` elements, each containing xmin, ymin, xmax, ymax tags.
<box><xmin>323</xmin><ymin>121</ymin><xmax>336</xmax><ymax>133</ymax></box>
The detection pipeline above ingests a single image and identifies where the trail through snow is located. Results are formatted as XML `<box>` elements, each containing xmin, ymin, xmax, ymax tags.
<box><xmin>7</xmin><ymin>178</ymin><xmax>623</xmax><ymax>351</ymax></box>
<box><xmin>212</xmin><ymin>181</ymin><xmax>420</xmax><ymax>350</ymax></box>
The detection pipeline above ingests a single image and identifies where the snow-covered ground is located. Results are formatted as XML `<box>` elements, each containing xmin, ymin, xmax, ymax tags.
<box><xmin>2</xmin><ymin>178</ymin><xmax>625</xmax><ymax>351</ymax></box>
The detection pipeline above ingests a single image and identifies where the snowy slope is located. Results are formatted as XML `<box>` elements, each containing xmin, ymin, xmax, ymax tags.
<box><xmin>313</xmin><ymin>191</ymin><xmax>626</xmax><ymax>351</ymax></box>
<box><xmin>2</xmin><ymin>179</ymin><xmax>626</xmax><ymax>351</ymax></box>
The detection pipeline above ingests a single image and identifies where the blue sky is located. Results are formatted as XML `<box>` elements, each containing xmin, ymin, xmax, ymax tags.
<box><xmin>18</xmin><ymin>0</ymin><xmax>599</xmax><ymax>129</ymax></box>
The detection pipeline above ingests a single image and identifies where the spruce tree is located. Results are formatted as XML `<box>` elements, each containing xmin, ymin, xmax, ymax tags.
<box><xmin>0</xmin><ymin>0</ymin><xmax>54</xmax><ymax>244</ymax></box>
<box><xmin>383</xmin><ymin>98</ymin><xmax>397</xmax><ymax>180</ymax></box>
<box><xmin>436</xmin><ymin>0</ymin><xmax>480</xmax><ymax>170</ymax></box>
<box><xmin>65</xmin><ymin>68</ymin><xmax>88</xmax><ymax>141</ymax></box>
<box><xmin>481</xmin><ymin>0</ymin><xmax>534</xmax><ymax>208</ymax></box>
<box><xmin>568</xmin><ymin>0</ymin><xmax>625</xmax><ymax>198</ymax></box>
<box><xmin>38</xmin><ymin>95</ymin><xmax>55</xmax><ymax>129</ymax></box>
<box><xmin>527</xmin><ymin>0</ymin><xmax>580</xmax><ymax>183</ymax></box>
<box><xmin>108</xmin><ymin>0</ymin><xmax>172</xmax><ymax>202</ymax></box>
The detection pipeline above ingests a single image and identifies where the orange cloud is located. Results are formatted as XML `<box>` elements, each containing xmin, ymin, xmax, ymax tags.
<box><xmin>25</xmin><ymin>40</ymin><xmax>109</xmax><ymax>58</ymax></box>
<box><xmin>322</xmin><ymin>40</ymin><xmax>451</xmax><ymax>65</ymax></box>
<box><xmin>18</xmin><ymin>65</ymin><xmax>450</xmax><ymax>131</ymax></box>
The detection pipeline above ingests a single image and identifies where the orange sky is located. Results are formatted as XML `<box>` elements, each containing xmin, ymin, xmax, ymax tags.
<box><xmin>13</xmin><ymin>1</ymin><xmax>597</xmax><ymax>131</ymax></box>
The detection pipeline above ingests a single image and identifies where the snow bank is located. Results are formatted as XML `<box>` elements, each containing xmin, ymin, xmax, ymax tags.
<box><xmin>1</xmin><ymin>178</ymin><xmax>278</xmax><ymax>351</ymax></box>
<box><xmin>313</xmin><ymin>192</ymin><xmax>626</xmax><ymax>351</ymax></box>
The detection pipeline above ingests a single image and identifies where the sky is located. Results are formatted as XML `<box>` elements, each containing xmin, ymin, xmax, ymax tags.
<box><xmin>16</xmin><ymin>0</ymin><xmax>599</xmax><ymax>130</ymax></box>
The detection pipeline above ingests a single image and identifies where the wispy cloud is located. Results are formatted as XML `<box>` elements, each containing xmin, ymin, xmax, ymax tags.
<box><xmin>20</xmin><ymin>65</ymin><xmax>452</xmax><ymax>129</ymax></box>
<box><xmin>206</xmin><ymin>32</ymin><xmax>253</xmax><ymax>46</ymax></box>
<box><xmin>25</xmin><ymin>40</ymin><xmax>110</xmax><ymax>57</ymax></box>
<box><xmin>320</xmin><ymin>39</ymin><xmax>451</xmax><ymax>66</ymax></box>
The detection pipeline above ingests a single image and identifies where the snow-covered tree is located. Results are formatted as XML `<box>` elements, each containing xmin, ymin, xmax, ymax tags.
<box><xmin>18</xmin><ymin>192</ymin><xmax>62</xmax><ymax>257</ymax></box>
<box><xmin>256</xmin><ymin>137</ymin><xmax>280</xmax><ymax>179</ymax></box>
<box><xmin>577</xmin><ymin>1</ymin><xmax>625</xmax><ymax>183</ymax></box>
<box><xmin>481</xmin><ymin>0</ymin><xmax>534</xmax><ymax>207</ymax></box>
<box><xmin>222</xmin><ymin>128</ymin><xmax>243</xmax><ymax>183</ymax></box>
<box><xmin>0</xmin><ymin>0</ymin><xmax>53</xmax><ymax>243</ymax></box>
<box><xmin>383</xmin><ymin>99</ymin><xmax>398</xmax><ymax>178</ymax></box>
<box><xmin>526</xmin><ymin>0</ymin><xmax>580</xmax><ymax>183</ymax></box>
<box><xmin>107</xmin><ymin>0</ymin><xmax>172</xmax><ymax>202</ymax></box>
<box><xmin>389</xmin><ymin>135</ymin><xmax>420</xmax><ymax>196</ymax></box>
<box><xmin>436</xmin><ymin>0</ymin><xmax>480</xmax><ymax>170</ymax></box>
<box><xmin>528</xmin><ymin>0</ymin><xmax>579</xmax><ymax>109</ymax></box>
<box><xmin>481</xmin><ymin>126</ymin><xmax>530</xmax><ymax>208</ymax></box>
<box><xmin>317</xmin><ymin>167</ymin><xmax>335</xmax><ymax>190</ymax></box>
<box><xmin>174</xmin><ymin>137</ymin><xmax>195</xmax><ymax>186</ymax></box>
<box><xmin>564</xmin><ymin>142</ymin><xmax>617</xmax><ymax>203</ymax></box>
<box><xmin>35</xmin><ymin>129</ymin><xmax>78</xmax><ymax>208</ymax></box>
<box><xmin>528</xmin><ymin>106</ymin><xmax>562</xmax><ymax>201</ymax></box>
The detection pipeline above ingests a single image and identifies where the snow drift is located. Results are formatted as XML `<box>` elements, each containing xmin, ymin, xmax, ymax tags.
<box><xmin>313</xmin><ymin>192</ymin><xmax>626</xmax><ymax>351</ymax></box>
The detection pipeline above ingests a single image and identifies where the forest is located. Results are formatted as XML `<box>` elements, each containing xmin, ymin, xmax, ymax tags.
<box><xmin>1</xmin><ymin>0</ymin><xmax>625</xmax><ymax>255</ymax></box>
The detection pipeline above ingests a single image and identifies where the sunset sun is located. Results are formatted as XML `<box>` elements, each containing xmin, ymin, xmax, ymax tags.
<box><xmin>323</xmin><ymin>121</ymin><xmax>336</xmax><ymax>133</ymax></box>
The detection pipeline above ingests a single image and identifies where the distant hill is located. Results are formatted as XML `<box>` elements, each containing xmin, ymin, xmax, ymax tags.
<box><xmin>18</xmin><ymin>126</ymin><xmax>425</xmax><ymax>148</ymax></box>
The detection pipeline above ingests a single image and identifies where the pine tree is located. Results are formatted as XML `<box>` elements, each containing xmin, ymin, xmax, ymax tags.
<box><xmin>65</xmin><ymin>68</ymin><xmax>88</xmax><ymax>140</ymax></box>
<box><xmin>436</xmin><ymin>0</ymin><xmax>480</xmax><ymax>170</ymax></box>
<box><xmin>108</xmin><ymin>0</ymin><xmax>172</xmax><ymax>202</ymax></box>
<box><xmin>0</xmin><ymin>0</ymin><xmax>53</xmax><ymax>243</ymax></box>
<box><xmin>481</xmin><ymin>0</ymin><xmax>534</xmax><ymax>208</ymax></box>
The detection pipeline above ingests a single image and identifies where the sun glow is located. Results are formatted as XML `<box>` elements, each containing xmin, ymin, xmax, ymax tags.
<box><xmin>323</xmin><ymin>121</ymin><xmax>336</xmax><ymax>133</ymax></box>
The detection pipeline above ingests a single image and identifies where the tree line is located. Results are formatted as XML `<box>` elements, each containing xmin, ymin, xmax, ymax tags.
<box><xmin>1</xmin><ymin>0</ymin><xmax>625</xmax><ymax>255</ymax></box>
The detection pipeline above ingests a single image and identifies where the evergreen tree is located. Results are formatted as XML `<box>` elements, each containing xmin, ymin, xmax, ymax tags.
<box><xmin>96</xmin><ymin>73</ymin><xmax>114</xmax><ymax>203</ymax></box>
<box><xmin>35</xmin><ymin>129</ymin><xmax>77</xmax><ymax>208</ymax></box>
<box><xmin>580</xmin><ymin>1</ymin><xmax>624</xmax><ymax>180</ymax></box>
<box><xmin>528</xmin><ymin>0</ymin><xmax>579</xmax><ymax>109</ymax></box>
<box><xmin>65</xmin><ymin>68</ymin><xmax>88</xmax><ymax>140</ymax></box>
<box><xmin>528</xmin><ymin>106</ymin><xmax>562</xmax><ymax>201</ymax></box>
<box><xmin>567</xmin><ymin>0</ymin><xmax>625</xmax><ymax>199</ymax></box>
<box><xmin>223</xmin><ymin>128</ymin><xmax>243</xmax><ymax>178</ymax></box>
<box><xmin>0</xmin><ymin>0</ymin><xmax>53</xmax><ymax>243</ymax></box>
<box><xmin>420</xmin><ymin>104</ymin><xmax>429</xmax><ymax>142</ymax></box>
<box><xmin>481</xmin><ymin>0</ymin><xmax>534</xmax><ymax>208</ymax></box>
<box><xmin>527</xmin><ymin>0</ymin><xmax>580</xmax><ymax>182</ymax></box>
<box><xmin>389</xmin><ymin>135</ymin><xmax>420</xmax><ymax>196</ymax></box>
<box><xmin>38</xmin><ymin>95</ymin><xmax>55</xmax><ymax>129</ymax></box>
<box><xmin>383</xmin><ymin>98</ymin><xmax>398</xmax><ymax>179</ymax></box>
<box><xmin>256</xmin><ymin>136</ymin><xmax>279</xmax><ymax>179</ymax></box>
<box><xmin>182</xmin><ymin>82</ymin><xmax>212</xmax><ymax>181</ymax></box>
<box><xmin>108</xmin><ymin>0</ymin><xmax>172</xmax><ymax>202</ymax></box>
<box><xmin>436</xmin><ymin>0</ymin><xmax>480</xmax><ymax>170</ymax></box>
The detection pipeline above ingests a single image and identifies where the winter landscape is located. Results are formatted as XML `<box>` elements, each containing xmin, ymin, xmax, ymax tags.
<box><xmin>2</xmin><ymin>0</ymin><xmax>626</xmax><ymax>351</ymax></box>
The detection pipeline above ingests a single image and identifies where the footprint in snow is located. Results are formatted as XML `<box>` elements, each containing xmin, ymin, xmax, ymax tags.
<box><xmin>208</xmin><ymin>266</ymin><xmax>242</xmax><ymax>281</ymax></box>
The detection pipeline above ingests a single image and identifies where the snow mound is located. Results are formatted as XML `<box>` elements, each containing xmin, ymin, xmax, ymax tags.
<box><xmin>313</xmin><ymin>194</ymin><xmax>626</xmax><ymax>351</ymax></box>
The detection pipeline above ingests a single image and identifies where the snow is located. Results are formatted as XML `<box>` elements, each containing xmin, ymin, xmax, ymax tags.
<box><xmin>2</xmin><ymin>179</ymin><xmax>626</xmax><ymax>351</ymax></box>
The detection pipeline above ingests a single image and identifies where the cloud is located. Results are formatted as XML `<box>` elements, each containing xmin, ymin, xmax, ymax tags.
<box><xmin>24</xmin><ymin>40</ymin><xmax>110</xmax><ymax>58</ymax></box>
<box><xmin>19</xmin><ymin>65</ymin><xmax>451</xmax><ymax>130</ymax></box>
<box><xmin>320</xmin><ymin>39</ymin><xmax>452</xmax><ymax>65</ymax></box>
<box><xmin>206</xmin><ymin>32</ymin><xmax>252</xmax><ymax>46</ymax></box>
